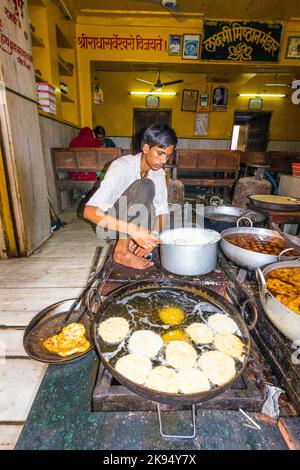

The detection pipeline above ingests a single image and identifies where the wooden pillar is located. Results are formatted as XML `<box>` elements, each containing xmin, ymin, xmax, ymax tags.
<box><xmin>0</xmin><ymin>0</ymin><xmax>51</xmax><ymax>256</ymax></box>
<box><xmin>0</xmin><ymin>146</ymin><xmax>18</xmax><ymax>258</ymax></box>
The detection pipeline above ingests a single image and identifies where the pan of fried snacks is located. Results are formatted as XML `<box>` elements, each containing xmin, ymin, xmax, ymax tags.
<box><xmin>256</xmin><ymin>261</ymin><xmax>300</xmax><ymax>342</ymax></box>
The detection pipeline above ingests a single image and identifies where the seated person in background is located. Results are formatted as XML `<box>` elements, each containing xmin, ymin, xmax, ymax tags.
<box><xmin>94</xmin><ymin>125</ymin><xmax>116</xmax><ymax>148</ymax></box>
<box><xmin>69</xmin><ymin>127</ymin><xmax>104</xmax><ymax>181</ymax></box>
<box><xmin>69</xmin><ymin>127</ymin><xmax>104</xmax><ymax>148</ymax></box>
<box><xmin>84</xmin><ymin>124</ymin><xmax>177</xmax><ymax>270</ymax></box>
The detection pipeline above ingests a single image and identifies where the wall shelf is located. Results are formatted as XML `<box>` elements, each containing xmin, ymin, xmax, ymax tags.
<box><xmin>35</xmin><ymin>74</ymin><xmax>48</xmax><ymax>83</ymax></box>
<box><xmin>56</xmin><ymin>25</ymin><xmax>73</xmax><ymax>49</ymax></box>
<box><xmin>58</xmin><ymin>57</ymin><xmax>74</xmax><ymax>77</ymax></box>
<box><xmin>31</xmin><ymin>30</ymin><xmax>45</xmax><ymax>47</ymax></box>
<box><xmin>61</xmin><ymin>94</ymin><xmax>74</xmax><ymax>103</ymax></box>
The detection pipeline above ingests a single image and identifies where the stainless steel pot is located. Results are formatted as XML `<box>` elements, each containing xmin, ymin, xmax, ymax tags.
<box><xmin>159</xmin><ymin>227</ymin><xmax>221</xmax><ymax>276</ymax></box>
<box><xmin>256</xmin><ymin>261</ymin><xmax>300</xmax><ymax>342</ymax></box>
<box><xmin>220</xmin><ymin>226</ymin><xmax>299</xmax><ymax>271</ymax></box>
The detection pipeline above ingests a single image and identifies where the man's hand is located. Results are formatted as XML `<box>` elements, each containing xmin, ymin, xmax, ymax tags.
<box><xmin>128</xmin><ymin>224</ymin><xmax>160</xmax><ymax>251</ymax></box>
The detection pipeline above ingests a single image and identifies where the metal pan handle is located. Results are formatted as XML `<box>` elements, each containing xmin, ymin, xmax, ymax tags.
<box><xmin>256</xmin><ymin>267</ymin><xmax>267</xmax><ymax>292</ymax></box>
<box><xmin>237</xmin><ymin>216</ymin><xmax>253</xmax><ymax>228</ymax></box>
<box><xmin>243</xmin><ymin>211</ymin><xmax>257</xmax><ymax>221</ymax></box>
<box><xmin>157</xmin><ymin>403</ymin><xmax>196</xmax><ymax>439</ymax></box>
<box><xmin>240</xmin><ymin>299</ymin><xmax>258</xmax><ymax>330</ymax></box>
<box><xmin>210</xmin><ymin>195</ymin><xmax>223</xmax><ymax>206</ymax></box>
<box><xmin>86</xmin><ymin>287</ymin><xmax>102</xmax><ymax>316</ymax></box>
<box><xmin>278</xmin><ymin>247</ymin><xmax>294</xmax><ymax>260</ymax></box>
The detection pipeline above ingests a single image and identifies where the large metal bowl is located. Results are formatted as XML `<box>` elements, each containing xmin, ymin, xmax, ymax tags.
<box><xmin>220</xmin><ymin>226</ymin><xmax>300</xmax><ymax>271</ymax></box>
<box><xmin>256</xmin><ymin>260</ymin><xmax>300</xmax><ymax>342</ymax></box>
<box><xmin>249</xmin><ymin>194</ymin><xmax>300</xmax><ymax>212</ymax></box>
<box><xmin>92</xmin><ymin>279</ymin><xmax>251</xmax><ymax>406</ymax></box>
<box><xmin>204</xmin><ymin>206</ymin><xmax>265</xmax><ymax>232</ymax></box>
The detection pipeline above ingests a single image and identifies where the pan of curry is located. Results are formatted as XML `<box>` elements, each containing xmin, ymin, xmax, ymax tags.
<box><xmin>221</xmin><ymin>226</ymin><xmax>300</xmax><ymax>271</ymax></box>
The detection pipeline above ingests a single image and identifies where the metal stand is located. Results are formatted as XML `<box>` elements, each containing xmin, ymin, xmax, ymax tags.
<box><xmin>156</xmin><ymin>403</ymin><xmax>196</xmax><ymax>440</ymax></box>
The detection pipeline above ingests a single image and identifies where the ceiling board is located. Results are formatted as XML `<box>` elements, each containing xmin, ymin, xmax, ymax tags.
<box><xmin>91</xmin><ymin>60</ymin><xmax>300</xmax><ymax>77</ymax></box>
<box><xmin>68</xmin><ymin>0</ymin><xmax>300</xmax><ymax>20</ymax></box>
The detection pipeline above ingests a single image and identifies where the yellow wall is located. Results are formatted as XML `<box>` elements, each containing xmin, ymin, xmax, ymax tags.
<box><xmin>29</xmin><ymin>0</ymin><xmax>80</xmax><ymax>126</ymax></box>
<box><xmin>75</xmin><ymin>15</ymin><xmax>300</xmax><ymax>142</ymax></box>
<box><xmin>76</xmin><ymin>16</ymin><xmax>203</xmax><ymax>128</ymax></box>
<box><xmin>91</xmin><ymin>70</ymin><xmax>300</xmax><ymax>141</ymax></box>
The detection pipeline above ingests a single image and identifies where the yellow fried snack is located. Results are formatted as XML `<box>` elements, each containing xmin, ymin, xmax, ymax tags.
<box><xmin>159</xmin><ymin>306</ymin><xmax>185</xmax><ymax>325</ymax></box>
<box><xmin>276</xmin><ymin>294</ymin><xmax>295</xmax><ymax>305</ymax></box>
<box><xmin>268</xmin><ymin>268</ymin><xmax>300</xmax><ymax>287</ymax></box>
<box><xmin>162</xmin><ymin>329</ymin><xmax>190</xmax><ymax>343</ymax></box>
<box><xmin>57</xmin><ymin>338</ymin><xmax>91</xmax><ymax>357</ymax></box>
<box><xmin>266</xmin><ymin>267</ymin><xmax>300</xmax><ymax>315</ymax></box>
<box><xmin>42</xmin><ymin>335</ymin><xmax>58</xmax><ymax>353</ymax></box>
<box><xmin>43</xmin><ymin>322</ymin><xmax>90</xmax><ymax>357</ymax></box>
<box><xmin>266</xmin><ymin>278</ymin><xmax>297</xmax><ymax>296</ymax></box>
<box><xmin>285</xmin><ymin>296</ymin><xmax>300</xmax><ymax>316</ymax></box>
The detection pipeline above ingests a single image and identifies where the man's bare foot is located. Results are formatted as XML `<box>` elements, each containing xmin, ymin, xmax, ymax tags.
<box><xmin>114</xmin><ymin>250</ymin><xmax>153</xmax><ymax>269</ymax></box>
<box><xmin>128</xmin><ymin>240</ymin><xmax>151</xmax><ymax>258</ymax></box>
<box><xmin>114</xmin><ymin>239</ymin><xmax>154</xmax><ymax>269</ymax></box>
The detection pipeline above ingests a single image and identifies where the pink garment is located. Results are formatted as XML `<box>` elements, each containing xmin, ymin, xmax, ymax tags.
<box><xmin>69</xmin><ymin>127</ymin><xmax>104</xmax><ymax>148</ymax></box>
<box><xmin>68</xmin><ymin>127</ymin><xmax>104</xmax><ymax>180</ymax></box>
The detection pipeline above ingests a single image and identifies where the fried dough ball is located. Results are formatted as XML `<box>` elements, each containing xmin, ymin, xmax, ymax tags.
<box><xmin>185</xmin><ymin>323</ymin><xmax>214</xmax><ymax>344</ymax></box>
<box><xmin>198</xmin><ymin>350</ymin><xmax>236</xmax><ymax>386</ymax></box>
<box><xmin>159</xmin><ymin>306</ymin><xmax>185</xmax><ymax>325</ymax></box>
<box><xmin>165</xmin><ymin>340</ymin><xmax>197</xmax><ymax>369</ymax></box>
<box><xmin>213</xmin><ymin>333</ymin><xmax>244</xmax><ymax>358</ymax></box>
<box><xmin>145</xmin><ymin>366</ymin><xmax>179</xmax><ymax>393</ymax></box>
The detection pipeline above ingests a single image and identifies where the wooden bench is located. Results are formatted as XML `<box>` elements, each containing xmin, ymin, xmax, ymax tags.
<box><xmin>175</xmin><ymin>149</ymin><xmax>241</xmax><ymax>201</ymax></box>
<box><xmin>51</xmin><ymin>147</ymin><xmax>122</xmax><ymax>211</ymax></box>
<box><xmin>240</xmin><ymin>152</ymin><xmax>268</xmax><ymax>166</ymax></box>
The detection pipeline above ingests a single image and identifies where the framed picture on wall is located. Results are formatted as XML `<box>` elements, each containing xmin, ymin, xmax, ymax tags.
<box><xmin>194</xmin><ymin>112</ymin><xmax>209</xmax><ymax>136</ymax></box>
<box><xmin>145</xmin><ymin>95</ymin><xmax>160</xmax><ymax>107</ymax></box>
<box><xmin>248</xmin><ymin>98</ymin><xmax>263</xmax><ymax>110</ymax></box>
<box><xmin>181</xmin><ymin>89</ymin><xmax>199</xmax><ymax>112</ymax></box>
<box><xmin>199</xmin><ymin>93</ymin><xmax>209</xmax><ymax>110</ymax></box>
<box><xmin>211</xmin><ymin>86</ymin><xmax>228</xmax><ymax>111</ymax></box>
<box><xmin>168</xmin><ymin>34</ymin><xmax>182</xmax><ymax>56</ymax></box>
<box><xmin>286</xmin><ymin>36</ymin><xmax>300</xmax><ymax>59</ymax></box>
<box><xmin>182</xmin><ymin>34</ymin><xmax>201</xmax><ymax>60</ymax></box>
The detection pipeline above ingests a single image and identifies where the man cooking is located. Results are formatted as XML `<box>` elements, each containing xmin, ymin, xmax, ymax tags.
<box><xmin>83</xmin><ymin>124</ymin><xmax>177</xmax><ymax>270</ymax></box>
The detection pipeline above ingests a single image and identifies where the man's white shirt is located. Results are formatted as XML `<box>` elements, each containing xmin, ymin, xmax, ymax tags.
<box><xmin>86</xmin><ymin>152</ymin><xmax>169</xmax><ymax>216</ymax></box>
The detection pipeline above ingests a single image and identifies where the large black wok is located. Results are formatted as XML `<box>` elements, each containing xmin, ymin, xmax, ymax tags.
<box><xmin>92</xmin><ymin>279</ymin><xmax>252</xmax><ymax>406</ymax></box>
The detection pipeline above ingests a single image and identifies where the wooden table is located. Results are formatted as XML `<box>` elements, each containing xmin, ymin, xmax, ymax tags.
<box><xmin>248</xmin><ymin>203</ymin><xmax>300</xmax><ymax>229</ymax></box>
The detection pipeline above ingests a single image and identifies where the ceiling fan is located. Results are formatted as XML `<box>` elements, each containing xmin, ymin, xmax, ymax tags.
<box><xmin>133</xmin><ymin>0</ymin><xmax>185</xmax><ymax>23</ymax></box>
<box><xmin>135</xmin><ymin>71</ymin><xmax>183</xmax><ymax>89</ymax></box>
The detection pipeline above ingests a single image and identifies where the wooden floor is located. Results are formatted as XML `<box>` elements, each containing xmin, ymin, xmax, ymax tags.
<box><xmin>0</xmin><ymin>210</ymin><xmax>108</xmax><ymax>449</ymax></box>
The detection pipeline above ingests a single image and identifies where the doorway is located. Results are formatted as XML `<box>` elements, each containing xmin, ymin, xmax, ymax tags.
<box><xmin>133</xmin><ymin>109</ymin><xmax>172</xmax><ymax>154</ymax></box>
<box><xmin>231</xmin><ymin>111</ymin><xmax>272</xmax><ymax>151</ymax></box>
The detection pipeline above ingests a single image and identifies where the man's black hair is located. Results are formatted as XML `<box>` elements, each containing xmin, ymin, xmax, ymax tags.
<box><xmin>141</xmin><ymin>123</ymin><xmax>177</xmax><ymax>150</ymax></box>
<box><xmin>94</xmin><ymin>125</ymin><xmax>106</xmax><ymax>137</ymax></box>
